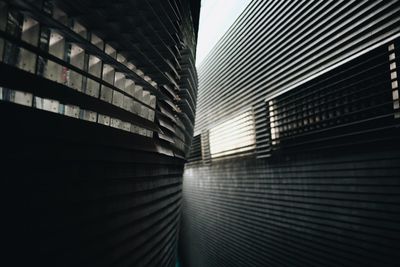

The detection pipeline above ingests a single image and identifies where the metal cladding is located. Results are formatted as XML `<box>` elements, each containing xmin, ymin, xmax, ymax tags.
<box><xmin>181</xmin><ymin>1</ymin><xmax>400</xmax><ymax>266</ymax></box>
<box><xmin>0</xmin><ymin>0</ymin><xmax>199</xmax><ymax>266</ymax></box>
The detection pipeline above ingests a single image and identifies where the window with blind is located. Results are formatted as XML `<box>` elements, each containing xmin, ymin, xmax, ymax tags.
<box><xmin>267</xmin><ymin>41</ymin><xmax>399</xmax><ymax>153</ymax></box>
<box><xmin>209</xmin><ymin>110</ymin><xmax>256</xmax><ymax>158</ymax></box>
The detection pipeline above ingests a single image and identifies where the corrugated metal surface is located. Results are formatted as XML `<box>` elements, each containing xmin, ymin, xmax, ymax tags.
<box><xmin>181</xmin><ymin>145</ymin><xmax>400</xmax><ymax>266</ymax></box>
<box><xmin>195</xmin><ymin>0</ymin><xmax>400</xmax><ymax>157</ymax></box>
<box><xmin>181</xmin><ymin>0</ymin><xmax>400</xmax><ymax>266</ymax></box>
<box><xmin>2</xmin><ymin>103</ymin><xmax>185</xmax><ymax>266</ymax></box>
<box><xmin>0</xmin><ymin>0</ymin><xmax>200</xmax><ymax>266</ymax></box>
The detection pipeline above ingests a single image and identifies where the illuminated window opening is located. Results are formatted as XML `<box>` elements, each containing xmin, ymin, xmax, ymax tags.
<box><xmin>209</xmin><ymin>110</ymin><xmax>256</xmax><ymax>158</ymax></box>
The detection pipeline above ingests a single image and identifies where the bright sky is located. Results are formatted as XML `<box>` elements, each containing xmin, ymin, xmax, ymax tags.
<box><xmin>196</xmin><ymin>0</ymin><xmax>252</xmax><ymax>67</ymax></box>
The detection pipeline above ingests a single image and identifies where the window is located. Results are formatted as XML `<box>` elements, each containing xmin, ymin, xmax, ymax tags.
<box><xmin>266</xmin><ymin>41</ymin><xmax>399</xmax><ymax>152</ymax></box>
<box><xmin>187</xmin><ymin>134</ymin><xmax>202</xmax><ymax>162</ymax></box>
<box><xmin>209</xmin><ymin>110</ymin><xmax>255</xmax><ymax>158</ymax></box>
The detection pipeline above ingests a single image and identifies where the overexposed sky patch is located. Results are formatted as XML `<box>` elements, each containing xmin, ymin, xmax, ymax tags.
<box><xmin>196</xmin><ymin>0</ymin><xmax>252</xmax><ymax>67</ymax></box>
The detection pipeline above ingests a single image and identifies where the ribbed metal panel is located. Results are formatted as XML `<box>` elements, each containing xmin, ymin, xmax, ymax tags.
<box><xmin>181</xmin><ymin>0</ymin><xmax>400</xmax><ymax>266</ymax></box>
<box><xmin>195</xmin><ymin>0</ymin><xmax>400</xmax><ymax>157</ymax></box>
<box><xmin>181</xmin><ymin>145</ymin><xmax>400</xmax><ymax>266</ymax></box>
<box><xmin>2</xmin><ymin>103</ymin><xmax>185</xmax><ymax>266</ymax></box>
<box><xmin>1</xmin><ymin>0</ymin><xmax>200</xmax><ymax>266</ymax></box>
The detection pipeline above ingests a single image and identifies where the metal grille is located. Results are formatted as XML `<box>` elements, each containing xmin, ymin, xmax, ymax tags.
<box><xmin>266</xmin><ymin>41</ymin><xmax>400</xmax><ymax>153</ymax></box>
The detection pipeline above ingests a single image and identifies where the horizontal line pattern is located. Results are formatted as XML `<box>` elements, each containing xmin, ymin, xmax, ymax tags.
<box><xmin>1</xmin><ymin>0</ymin><xmax>200</xmax><ymax>265</ymax></box>
<box><xmin>194</xmin><ymin>0</ymin><xmax>400</xmax><ymax>157</ymax></box>
<box><xmin>180</xmin><ymin>147</ymin><xmax>400</xmax><ymax>266</ymax></box>
<box><xmin>1</xmin><ymin>104</ymin><xmax>185</xmax><ymax>266</ymax></box>
<box><xmin>180</xmin><ymin>0</ymin><xmax>400</xmax><ymax>266</ymax></box>
<box><xmin>264</xmin><ymin>42</ymin><xmax>399</xmax><ymax>153</ymax></box>
<box><xmin>0</xmin><ymin>0</ymin><xmax>199</xmax><ymax>156</ymax></box>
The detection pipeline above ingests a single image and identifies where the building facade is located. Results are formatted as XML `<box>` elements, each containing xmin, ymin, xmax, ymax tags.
<box><xmin>181</xmin><ymin>1</ymin><xmax>400</xmax><ymax>266</ymax></box>
<box><xmin>0</xmin><ymin>0</ymin><xmax>200</xmax><ymax>266</ymax></box>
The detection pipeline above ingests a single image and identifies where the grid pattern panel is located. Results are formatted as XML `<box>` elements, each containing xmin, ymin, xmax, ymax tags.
<box><xmin>266</xmin><ymin>42</ymin><xmax>399</xmax><ymax>152</ymax></box>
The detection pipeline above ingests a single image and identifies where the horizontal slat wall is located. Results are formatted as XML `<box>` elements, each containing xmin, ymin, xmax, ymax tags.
<box><xmin>2</xmin><ymin>103</ymin><xmax>185</xmax><ymax>266</ymax></box>
<box><xmin>0</xmin><ymin>0</ymin><xmax>199</xmax><ymax>156</ymax></box>
<box><xmin>194</xmin><ymin>0</ymin><xmax>400</xmax><ymax>157</ymax></box>
<box><xmin>1</xmin><ymin>0</ymin><xmax>200</xmax><ymax>266</ymax></box>
<box><xmin>180</xmin><ymin>0</ymin><xmax>400</xmax><ymax>266</ymax></box>
<box><xmin>180</xmin><ymin>143</ymin><xmax>400</xmax><ymax>267</ymax></box>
